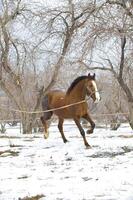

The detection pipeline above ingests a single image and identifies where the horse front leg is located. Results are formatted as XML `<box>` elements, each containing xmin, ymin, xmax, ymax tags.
<box><xmin>83</xmin><ymin>113</ymin><xmax>95</xmax><ymax>134</ymax></box>
<box><xmin>74</xmin><ymin>118</ymin><xmax>91</xmax><ymax>148</ymax></box>
<box><xmin>58</xmin><ymin>118</ymin><xmax>68</xmax><ymax>143</ymax></box>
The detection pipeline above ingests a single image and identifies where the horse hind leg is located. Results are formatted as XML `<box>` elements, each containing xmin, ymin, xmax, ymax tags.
<box><xmin>41</xmin><ymin>95</ymin><xmax>53</xmax><ymax>139</ymax></box>
<box><xmin>40</xmin><ymin>115</ymin><xmax>51</xmax><ymax>139</ymax></box>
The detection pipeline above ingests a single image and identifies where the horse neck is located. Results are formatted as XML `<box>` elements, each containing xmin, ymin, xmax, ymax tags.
<box><xmin>66</xmin><ymin>80</ymin><xmax>86</xmax><ymax>102</ymax></box>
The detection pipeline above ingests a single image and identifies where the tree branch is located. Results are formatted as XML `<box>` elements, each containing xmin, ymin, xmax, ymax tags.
<box><xmin>78</xmin><ymin>60</ymin><xmax>113</xmax><ymax>72</ymax></box>
<box><xmin>119</xmin><ymin>35</ymin><xmax>126</xmax><ymax>79</ymax></box>
<box><xmin>106</xmin><ymin>0</ymin><xmax>133</xmax><ymax>20</ymax></box>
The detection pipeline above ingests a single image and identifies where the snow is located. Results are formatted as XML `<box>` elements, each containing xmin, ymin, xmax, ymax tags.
<box><xmin>0</xmin><ymin>122</ymin><xmax>133</xmax><ymax>200</ymax></box>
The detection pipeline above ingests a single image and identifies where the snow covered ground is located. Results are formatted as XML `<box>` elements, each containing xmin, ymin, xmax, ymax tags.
<box><xmin>0</xmin><ymin>122</ymin><xmax>133</xmax><ymax>200</ymax></box>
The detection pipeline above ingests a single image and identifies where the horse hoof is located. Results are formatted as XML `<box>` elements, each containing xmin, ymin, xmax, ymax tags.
<box><xmin>86</xmin><ymin>145</ymin><xmax>91</xmax><ymax>149</ymax></box>
<box><xmin>86</xmin><ymin>129</ymin><xmax>93</xmax><ymax>134</ymax></box>
<box><xmin>44</xmin><ymin>131</ymin><xmax>49</xmax><ymax>139</ymax></box>
<box><xmin>64</xmin><ymin>139</ymin><xmax>68</xmax><ymax>143</ymax></box>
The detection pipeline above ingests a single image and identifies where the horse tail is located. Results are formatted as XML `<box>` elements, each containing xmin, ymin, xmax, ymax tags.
<box><xmin>41</xmin><ymin>94</ymin><xmax>53</xmax><ymax>120</ymax></box>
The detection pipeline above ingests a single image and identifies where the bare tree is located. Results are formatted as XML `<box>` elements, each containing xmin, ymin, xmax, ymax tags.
<box><xmin>0</xmin><ymin>0</ymin><xmax>100</xmax><ymax>133</ymax></box>
<box><xmin>77</xmin><ymin>0</ymin><xmax>133</xmax><ymax>129</ymax></box>
<box><xmin>0</xmin><ymin>0</ymin><xmax>63</xmax><ymax>133</ymax></box>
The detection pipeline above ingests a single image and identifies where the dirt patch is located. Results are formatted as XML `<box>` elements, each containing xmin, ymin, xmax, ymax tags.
<box><xmin>18</xmin><ymin>194</ymin><xmax>45</xmax><ymax>200</ymax></box>
<box><xmin>0</xmin><ymin>149</ymin><xmax>19</xmax><ymax>157</ymax></box>
<box><xmin>121</xmin><ymin>146</ymin><xmax>133</xmax><ymax>153</ymax></box>
<box><xmin>9</xmin><ymin>144</ymin><xmax>24</xmax><ymax>148</ymax></box>
<box><xmin>82</xmin><ymin>177</ymin><xmax>93</xmax><ymax>181</ymax></box>
<box><xmin>0</xmin><ymin>135</ymin><xmax>20</xmax><ymax>139</ymax></box>
<box><xmin>17</xmin><ymin>176</ymin><xmax>29</xmax><ymax>179</ymax></box>
<box><xmin>118</xmin><ymin>134</ymin><xmax>133</xmax><ymax>138</ymax></box>
<box><xmin>87</xmin><ymin>146</ymin><xmax>133</xmax><ymax>158</ymax></box>
<box><xmin>23</xmin><ymin>139</ymin><xmax>34</xmax><ymax>142</ymax></box>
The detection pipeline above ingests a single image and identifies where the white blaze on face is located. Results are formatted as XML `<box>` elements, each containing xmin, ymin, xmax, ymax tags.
<box><xmin>92</xmin><ymin>80</ymin><xmax>101</xmax><ymax>102</ymax></box>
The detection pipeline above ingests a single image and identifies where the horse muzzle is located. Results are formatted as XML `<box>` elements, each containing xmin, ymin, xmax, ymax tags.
<box><xmin>94</xmin><ymin>91</ymin><xmax>101</xmax><ymax>103</ymax></box>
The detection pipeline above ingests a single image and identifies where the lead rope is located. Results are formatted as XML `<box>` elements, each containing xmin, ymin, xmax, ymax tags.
<box><xmin>0</xmin><ymin>91</ymin><xmax>97</xmax><ymax>114</ymax></box>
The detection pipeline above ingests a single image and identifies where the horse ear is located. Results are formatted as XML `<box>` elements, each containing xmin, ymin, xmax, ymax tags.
<box><xmin>88</xmin><ymin>73</ymin><xmax>95</xmax><ymax>79</ymax></box>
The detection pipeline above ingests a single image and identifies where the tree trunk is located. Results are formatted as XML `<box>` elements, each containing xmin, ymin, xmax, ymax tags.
<box><xmin>0</xmin><ymin>123</ymin><xmax>6</xmax><ymax>133</ymax></box>
<box><xmin>110</xmin><ymin>119</ymin><xmax>121</xmax><ymax>130</ymax></box>
<box><xmin>128</xmin><ymin>102</ymin><xmax>133</xmax><ymax>130</ymax></box>
<box><xmin>117</xmin><ymin>78</ymin><xmax>133</xmax><ymax>130</ymax></box>
<box><xmin>22</xmin><ymin>121</ymin><xmax>32</xmax><ymax>134</ymax></box>
<box><xmin>21</xmin><ymin>114</ymin><xmax>33</xmax><ymax>134</ymax></box>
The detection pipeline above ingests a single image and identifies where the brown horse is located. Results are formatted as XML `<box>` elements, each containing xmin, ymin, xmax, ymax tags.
<box><xmin>40</xmin><ymin>73</ymin><xmax>101</xmax><ymax>148</ymax></box>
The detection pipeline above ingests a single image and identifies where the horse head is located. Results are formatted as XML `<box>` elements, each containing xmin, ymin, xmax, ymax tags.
<box><xmin>86</xmin><ymin>73</ymin><xmax>101</xmax><ymax>102</ymax></box>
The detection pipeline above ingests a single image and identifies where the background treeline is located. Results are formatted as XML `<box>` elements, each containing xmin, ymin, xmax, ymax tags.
<box><xmin>0</xmin><ymin>0</ymin><xmax>133</xmax><ymax>133</ymax></box>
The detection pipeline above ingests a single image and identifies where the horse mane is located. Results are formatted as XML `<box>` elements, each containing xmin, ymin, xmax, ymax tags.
<box><xmin>67</xmin><ymin>76</ymin><xmax>88</xmax><ymax>94</ymax></box>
